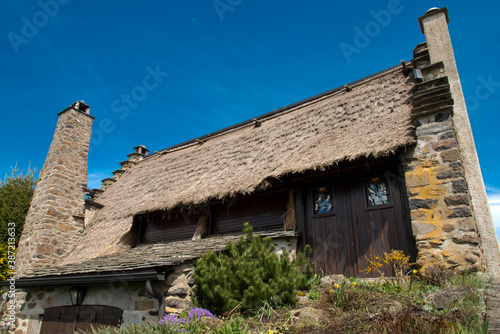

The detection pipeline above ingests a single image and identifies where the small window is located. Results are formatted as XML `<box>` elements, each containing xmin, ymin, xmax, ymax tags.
<box><xmin>365</xmin><ymin>176</ymin><xmax>391</xmax><ymax>207</ymax></box>
<box><xmin>138</xmin><ymin>208</ymin><xmax>200</xmax><ymax>244</ymax></box>
<box><xmin>211</xmin><ymin>190</ymin><xmax>288</xmax><ymax>234</ymax></box>
<box><xmin>312</xmin><ymin>186</ymin><xmax>334</xmax><ymax>215</ymax></box>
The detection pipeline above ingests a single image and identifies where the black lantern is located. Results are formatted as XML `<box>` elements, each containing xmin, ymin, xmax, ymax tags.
<box><xmin>69</xmin><ymin>286</ymin><xmax>87</xmax><ymax>306</ymax></box>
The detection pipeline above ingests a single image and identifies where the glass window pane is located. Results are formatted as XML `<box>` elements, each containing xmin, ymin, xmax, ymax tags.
<box><xmin>365</xmin><ymin>177</ymin><xmax>391</xmax><ymax>207</ymax></box>
<box><xmin>313</xmin><ymin>186</ymin><xmax>334</xmax><ymax>215</ymax></box>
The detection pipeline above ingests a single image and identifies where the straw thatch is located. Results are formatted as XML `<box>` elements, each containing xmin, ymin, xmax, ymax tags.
<box><xmin>60</xmin><ymin>66</ymin><xmax>415</xmax><ymax>266</ymax></box>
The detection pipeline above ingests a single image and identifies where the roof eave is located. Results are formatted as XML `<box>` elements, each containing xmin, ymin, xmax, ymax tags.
<box><xmin>2</xmin><ymin>269</ymin><xmax>167</xmax><ymax>287</ymax></box>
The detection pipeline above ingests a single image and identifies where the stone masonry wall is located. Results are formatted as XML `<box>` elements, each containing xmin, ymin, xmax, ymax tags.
<box><xmin>401</xmin><ymin>45</ymin><xmax>484</xmax><ymax>272</ymax></box>
<box><xmin>2</xmin><ymin>283</ymin><xmax>159</xmax><ymax>333</ymax></box>
<box><xmin>2</xmin><ymin>265</ymin><xmax>196</xmax><ymax>333</ymax></box>
<box><xmin>16</xmin><ymin>104</ymin><xmax>94</xmax><ymax>277</ymax></box>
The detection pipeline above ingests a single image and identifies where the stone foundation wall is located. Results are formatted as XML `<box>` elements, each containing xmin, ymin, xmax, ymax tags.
<box><xmin>1</xmin><ymin>265</ymin><xmax>195</xmax><ymax>333</ymax></box>
<box><xmin>2</xmin><ymin>235</ymin><xmax>298</xmax><ymax>333</ymax></box>
<box><xmin>1</xmin><ymin>284</ymin><xmax>158</xmax><ymax>333</ymax></box>
<box><xmin>163</xmin><ymin>263</ymin><xmax>196</xmax><ymax>314</ymax></box>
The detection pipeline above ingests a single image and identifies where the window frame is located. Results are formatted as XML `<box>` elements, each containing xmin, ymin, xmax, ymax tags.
<box><xmin>311</xmin><ymin>185</ymin><xmax>336</xmax><ymax>217</ymax></box>
<box><xmin>363</xmin><ymin>176</ymin><xmax>394</xmax><ymax>210</ymax></box>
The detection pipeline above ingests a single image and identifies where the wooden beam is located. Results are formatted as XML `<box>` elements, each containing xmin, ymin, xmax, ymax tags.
<box><xmin>192</xmin><ymin>206</ymin><xmax>210</xmax><ymax>240</ymax></box>
<box><xmin>294</xmin><ymin>187</ymin><xmax>307</xmax><ymax>252</ymax></box>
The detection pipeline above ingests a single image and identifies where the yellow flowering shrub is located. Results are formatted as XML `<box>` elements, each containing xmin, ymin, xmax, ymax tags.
<box><xmin>361</xmin><ymin>250</ymin><xmax>415</xmax><ymax>284</ymax></box>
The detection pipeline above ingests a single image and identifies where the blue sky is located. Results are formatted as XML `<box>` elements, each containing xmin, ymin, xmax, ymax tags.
<box><xmin>1</xmin><ymin>1</ymin><xmax>499</xmax><ymax>236</ymax></box>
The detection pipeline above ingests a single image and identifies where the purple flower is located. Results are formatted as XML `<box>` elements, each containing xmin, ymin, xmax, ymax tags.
<box><xmin>186</xmin><ymin>308</ymin><xmax>218</xmax><ymax>322</ymax></box>
<box><xmin>157</xmin><ymin>308</ymin><xmax>219</xmax><ymax>328</ymax></box>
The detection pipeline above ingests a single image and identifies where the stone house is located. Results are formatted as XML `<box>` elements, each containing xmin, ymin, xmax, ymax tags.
<box><xmin>2</xmin><ymin>7</ymin><xmax>499</xmax><ymax>334</ymax></box>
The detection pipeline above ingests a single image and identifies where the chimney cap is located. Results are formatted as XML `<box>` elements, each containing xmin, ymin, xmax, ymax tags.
<box><xmin>58</xmin><ymin>101</ymin><xmax>95</xmax><ymax>118</ymax></box>
<box><xmin>71</xmin><ymin>100</ymin><xmax>90</xmax><ymax>113</ymax></box>
<box><xmin>418</xmin><ymin>7</ymin><xmax>449</xmax><ymax>34</ymax></box>
<box><xmin>133</xmin><ymin>145</ymin><xmax>150</xmax><ymax>155</ymax></box>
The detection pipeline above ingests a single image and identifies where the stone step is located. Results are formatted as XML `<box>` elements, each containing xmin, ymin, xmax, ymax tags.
<box><xmin>413</xmin><ymin>76</ymin><xmax>449</xmax><ymax>95</ymax></box>
<box><xmin>412</xmin><ymin>91</ymin><xmax>453</xmax><ymax>109</ymax></box>
<box><xmin>412</xmin><ymin>84</ymin><xmax>450</xmax><ymax>100</ymax></box>
<box><xmin>411</xmin><ymin>105</ymin><xmax>454</xmax><ymax>120</ymax></box>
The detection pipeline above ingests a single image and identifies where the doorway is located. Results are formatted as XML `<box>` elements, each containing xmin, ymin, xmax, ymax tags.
<box><xmin>39</xmin><ymin>305</ymin><xmax>122</xmax><ymax>334</ymax></box>
<box><xmin>305</xmin><ymin>169</ymin><xmax>413</xmax><ymax>277</ymax></box>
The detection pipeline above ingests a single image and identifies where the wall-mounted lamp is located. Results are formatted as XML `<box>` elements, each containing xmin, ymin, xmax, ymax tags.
<box><xmin>413</xmin><ymin>68</ymin><xmax>424</xmax><ymax>82</ymax></box>
<box><xmin>69</xmin><ymin>286</ymin><xmax>87</xmax><ymax>306</ymax></box>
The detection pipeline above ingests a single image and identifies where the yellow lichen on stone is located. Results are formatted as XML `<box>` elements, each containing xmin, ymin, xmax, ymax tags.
<box><xmin>405</xmin><ymin>160</ymin><xmax>477</xmax><ymax>271</ymax></box>
<box><xmin>411</xmin><ymin>209</ymin><xmax>428</xmax><ymax>221</ymax></box>
<box><xmin>429</xmin><ymin>238</ymin><xmax>444</xmax><ymax>246</ymax></box>
<box><xmin>406</xmin><ymin>163</ymin><xmax>447</xmax><ymax>240</ymax></box>
<box><xmin>441</xmin><ymin>251</ymin><xmax>451</xmax><ymax>258</ymax></box>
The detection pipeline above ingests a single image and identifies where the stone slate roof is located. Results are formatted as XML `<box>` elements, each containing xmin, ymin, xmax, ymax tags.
<box><xmin>22</xmin><ymin>231</ymin><xmax>297</xmax><ymax>278</ymax></box>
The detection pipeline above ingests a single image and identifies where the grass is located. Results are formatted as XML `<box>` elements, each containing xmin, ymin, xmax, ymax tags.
<box><xmin>81</xmin><ymin>271</ymin><xmax>489</xmax><ymax>334</ymax></box>
<box><xmin>315</xmin><ymin>271</ymin><xmax>488</xmax><ymax>334</ymax></box>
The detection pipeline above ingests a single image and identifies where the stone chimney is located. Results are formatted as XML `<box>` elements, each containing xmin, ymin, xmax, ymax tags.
<box><xmin>16</xmin><ymin>101</ymin><xmax>94</xmax><ymax>276</ymax></box>
<box><xmin>419</xmin><ymin>8</ymin><xmax>500</xmax><ymax>275</ymax></box>
<box><xmin>128</xmin><ymin>145</ymin><xmax>150</xmax><ymax>161</ymax></box>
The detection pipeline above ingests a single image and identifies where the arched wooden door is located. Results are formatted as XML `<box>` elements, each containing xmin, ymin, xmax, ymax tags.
<box><xmin>39</xmin><ymin>305</ymin><xmax>122</xmax><ymax>334</ymax></box>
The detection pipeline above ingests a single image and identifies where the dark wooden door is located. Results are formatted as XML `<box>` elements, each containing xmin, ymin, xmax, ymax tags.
<box><xmin>306</xmin><ymin>170</ymin><xmax>412</xmax><ymax>277</ymax></box>
<box><xmin>40</xmin><ymin>305</ymin><xmax>122</xmax><ymax>334</ymax></box>
<box><xmin>306</xmin><ymin>181</ymin><xmax>357</xmax><ymax>276</ymax></box>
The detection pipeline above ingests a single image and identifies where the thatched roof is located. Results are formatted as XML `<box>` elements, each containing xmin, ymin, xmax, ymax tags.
<box><xmin>57</xmin><ymin>65</ymin><xmax>415</xmax><ymax>268</ymax></box>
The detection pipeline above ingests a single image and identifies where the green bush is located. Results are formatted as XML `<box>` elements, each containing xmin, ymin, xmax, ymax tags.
<box><xmin>193</xmin><ymin>223</ymin><xmax>313</xmax><ymax>315</ymax></box>
<box><xmin>0</xmin><ymin>242</ymin><xmax>14</xmax><ymax>281</ymax></box>
<box><xmin>0</xmin><ymin>166</ymin><xmax>37</xmax><ymax>244</ymax></box>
